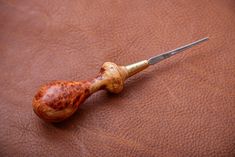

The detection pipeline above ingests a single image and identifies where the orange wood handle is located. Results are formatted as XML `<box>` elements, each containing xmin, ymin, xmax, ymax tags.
<box><xmin>33</xmin><ymin>61</ymin><xmax>149</xmax><ymax>122</ymax></box>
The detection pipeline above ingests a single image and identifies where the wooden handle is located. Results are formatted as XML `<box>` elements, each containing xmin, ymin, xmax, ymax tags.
<box><xmin>33</xmin><ymin>61</ymin><xmax>149</xmax><ymax>122</ymax></box>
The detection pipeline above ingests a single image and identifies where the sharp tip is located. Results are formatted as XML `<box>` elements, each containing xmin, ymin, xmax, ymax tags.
<box><xmin>193</xmin><ymin>37</ymin><xmax>209</xmax><ymax>46</ymax></box>
<box><xmin>201</xmin><ymin>37</ymin><xmax>209</xmax><ymax>41</ymax></box>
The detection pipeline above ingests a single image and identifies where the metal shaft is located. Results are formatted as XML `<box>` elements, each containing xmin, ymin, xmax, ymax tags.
<box><xmin>124</xmin><ymin>37</ymin><xmax>208</xmax><ymax>78</ymax></box>
<box><xmin>148</xmin><ymin>37</ymin><xmax>209</xmax><ymax>65</ymax></box>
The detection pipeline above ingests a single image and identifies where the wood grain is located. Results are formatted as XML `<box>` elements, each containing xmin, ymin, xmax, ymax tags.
<box><xmin>32</xmin><ymin>61</ymin><xmax>148</xmax><ymax>122</ymax></box>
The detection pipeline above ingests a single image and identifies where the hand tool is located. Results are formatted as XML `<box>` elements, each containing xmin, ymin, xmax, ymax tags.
<box><xmin>33</xmin><ymin>37</ymin><xmax>208</xmax><ymax>122</ymax></box>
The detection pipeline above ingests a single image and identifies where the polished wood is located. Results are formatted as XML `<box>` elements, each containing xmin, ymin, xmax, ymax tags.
<box><xmin>33</xmin><ymin>61</ymin><xmax>149</xmax><ymax>122</ymax></box>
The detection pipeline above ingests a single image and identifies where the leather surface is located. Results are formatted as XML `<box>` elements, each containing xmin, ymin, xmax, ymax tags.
<box><xmin>0</xmin><ymin>0</ymin><xmax>235</xmax><ymax>156</ymax></box>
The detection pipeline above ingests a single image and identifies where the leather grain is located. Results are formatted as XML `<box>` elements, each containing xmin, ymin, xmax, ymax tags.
<box><xmin>0</xmin><ymin>0</ymin><xmax>235</xmax><ymax>156</ymax></box>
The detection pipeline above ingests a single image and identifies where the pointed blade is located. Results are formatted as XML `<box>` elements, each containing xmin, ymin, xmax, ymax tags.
<box><xmin>148</xmin><ymin>37</ymin><xmax>209</xmax><ymax>65</ymax></box>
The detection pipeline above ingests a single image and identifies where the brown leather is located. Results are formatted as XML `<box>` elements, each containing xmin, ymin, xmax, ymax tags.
<box><xmin>0</xmin><ymin>0</ymin><xmax>234</xmax><ymax>156</ymax></box>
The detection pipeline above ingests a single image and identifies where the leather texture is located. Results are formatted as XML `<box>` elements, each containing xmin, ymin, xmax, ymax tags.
<box><xmin>0</xmin><ymin>0</ymin><xmax>235</xmax><ymax>156</ymax></box>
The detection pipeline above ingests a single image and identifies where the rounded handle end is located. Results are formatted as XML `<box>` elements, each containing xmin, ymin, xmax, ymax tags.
<box><xmin>32</xmin><ymin>81</ymin><xmax>91</xmax><ymax>122</ymax></box>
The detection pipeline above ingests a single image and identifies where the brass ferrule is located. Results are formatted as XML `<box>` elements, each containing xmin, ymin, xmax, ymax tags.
<box><xmin>123</xmin><ymin>60</ymin><xmax>149</xmax><ymax>79</ymax></box>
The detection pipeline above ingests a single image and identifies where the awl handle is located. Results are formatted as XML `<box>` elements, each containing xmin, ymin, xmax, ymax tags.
<box><xmin>33</xmin><ymin>61</ymin><xmax>149</xmax><ymax>122</ymax></box>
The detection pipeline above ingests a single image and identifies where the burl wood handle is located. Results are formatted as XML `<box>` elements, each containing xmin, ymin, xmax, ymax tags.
<box><xmin>33</xmin><ymin>61</ymin><xmax>149</xmax><ymax>122</ymax></box>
